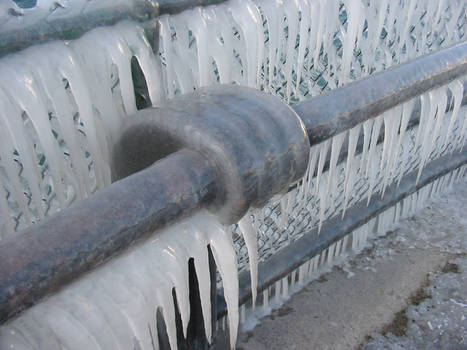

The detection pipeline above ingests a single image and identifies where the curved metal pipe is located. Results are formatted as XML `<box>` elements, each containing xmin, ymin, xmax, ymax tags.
<box><xmin>113</xmin><ymin>85</ymin><xmax>309</xmax><ymax>223</ymax></box>
<box><xmin>0</xmin><ymin>85</ymin><xmax>309</xmax><ymax>324</ymax></box>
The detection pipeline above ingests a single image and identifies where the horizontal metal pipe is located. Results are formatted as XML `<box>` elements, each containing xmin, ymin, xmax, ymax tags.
<box><xmin>293</xmin><ymin>42</ymin><xmax>467</xmax><ymax>145</ymax></box>
<box><xmin>217</xmin><ymin>149</ymin><xmax>467</xmax><ymax>317</ymax></box>
<box><xmin>0</xmin><ymin>0</ymin><xmax>227</xmax><ymax>57</ymax></box>
<box><xmin>0</xmin><ymin>149</ymin><xmax>217</xmax><ymax>324</ymax></box>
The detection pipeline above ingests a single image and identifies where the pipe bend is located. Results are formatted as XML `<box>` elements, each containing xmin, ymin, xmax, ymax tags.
<box><xmin>113</xmin><ymin>84</ymin><xmax>310</xmax><ymax>224</ymax></box>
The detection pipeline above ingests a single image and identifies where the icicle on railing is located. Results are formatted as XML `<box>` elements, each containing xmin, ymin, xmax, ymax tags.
<box><xmin>234</xmin><ymin>164</ymin><xmax>466</xmax><ymax>331</ymax></box>
<box><xmin>232</xmin><ymin>77</ymin><xmax>466</xmax><ymax>278</ymax></box>
<box><xmin>159</xmin><ymin>0</ymin><xmax>465</xmax><ymax>100</ymax></box>
<box><xmin>264</xmin><ymin>78</ymin><xmax>467</xmax><ymax>239</ymax></box>
<box><xmin>0</xmin><ymin>0</ymin><xmax>464</xmax><ymax>237</ymax></box>
<box><xmin>0</xmin><ymin>22</ymin><xmax>164</xmax><ymax>237</ymax></box>
<box><xmin>0</xmin><ymin>210</ymin><xmax>252</xmax><ymax>350</ymax></box>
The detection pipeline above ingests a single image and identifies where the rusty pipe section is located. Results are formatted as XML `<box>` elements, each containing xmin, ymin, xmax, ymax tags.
<box><xmin>294</xmin><ymin>41</ymin><xmax>467</xmax><ymax>145</ymax></box>
<box><xmin>0</xmin><ymin>85</ymin><xmax>309</xmax><ymax>323</ymax></box>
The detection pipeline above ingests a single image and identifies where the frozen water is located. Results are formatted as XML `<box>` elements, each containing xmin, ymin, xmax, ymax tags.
<box><xmin>0</xmin><ymin>0</ymin><xmax>465</xmax><ymax>348</ymax></box>
<box><xmin>0</xmin><ymin>0</ymin><xmax>465</xmax><ymax>238</ymax></box>
<box><xmin>1</xmin><ymin>210</ymin><xmax>241</xmax><ymax>350</ymax></box>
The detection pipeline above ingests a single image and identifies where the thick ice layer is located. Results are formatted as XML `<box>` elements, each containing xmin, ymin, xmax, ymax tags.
<box><xmin>0</xmin><ymin>210</ymin><xmax>242</xmax><ymax>350</ymax></box>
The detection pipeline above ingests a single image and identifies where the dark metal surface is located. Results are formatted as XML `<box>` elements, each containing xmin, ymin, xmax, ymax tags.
<box><xmin>216</xmin><ymin>149</ymin><xmax>467</xmax><ymax>318</ymax></box>
<box><xmin>0</xmin><ymin>0</ymin><xmax>227</xmax><ymax>57</ymax></box>
<box><xmin>294</xmin><ymin>42</ymin><xmax>467</xmax><ymax>145</ymax></box>
<box><xmin>0</xmin><ymin>149</ymin><xmax>217</xmax><ymax>324</ymax></box>
<box><xmin>113</xmin><ymin>85</ymin><xmax>310</xmax><ymax>224</ymax></box>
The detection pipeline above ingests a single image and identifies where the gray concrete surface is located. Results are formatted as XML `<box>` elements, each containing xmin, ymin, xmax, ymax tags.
<box><xmin>235</xmin><ymin>180</ymin><xmax>467</xmax><ymax>350</ymax></box>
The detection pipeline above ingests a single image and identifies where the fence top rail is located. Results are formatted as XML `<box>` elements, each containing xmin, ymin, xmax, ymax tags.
<box><xmin>0</xmin><ymin>0</ymin><xmax>227</xmax><ymax>57</ymax></box>
<box><xmin>294</xmin><ymin>41</ymin><xmax>467</xmax><ymax>145</ymax></box>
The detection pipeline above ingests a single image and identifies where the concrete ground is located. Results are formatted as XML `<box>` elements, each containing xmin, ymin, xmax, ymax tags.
<box><xmin>235</xmin><ymin>180</ymin><xmax>467</xmax><ymax>350</ymax></box>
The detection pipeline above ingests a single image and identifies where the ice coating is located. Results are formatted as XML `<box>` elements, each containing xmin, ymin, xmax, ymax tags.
<box><xmin>0</xmin><ymin>0</ymin><xmax>465</xmax><ymax>347</ymax></box>
<box><xmin>0</xmin><ymin>210</ymin><xmax>242</xmax><ymax>350</ymax></box>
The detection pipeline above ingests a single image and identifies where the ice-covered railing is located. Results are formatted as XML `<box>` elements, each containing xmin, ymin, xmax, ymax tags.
<box><xmin>0</xmin><ymin>0</ymin><xmax>465</xmax><ymax>236</ymax></box>
<box><xmin>0</xmin><ymin>0</ymin><xmax>466</xmax><ymax>349</ymax></box>
<box><xmin>1</xmin><ymin>43</ymin><xmax>466</xmax><ymax>350</ymax></box>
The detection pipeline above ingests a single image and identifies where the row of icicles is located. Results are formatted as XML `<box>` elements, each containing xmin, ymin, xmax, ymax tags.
<box><xmin>2</xmin><ymin>164</ymin><xmax>465</xmax><ymax>349</ymax></box>
<box><xmin>0</xmin><ymin>0</ymin><xmax>465</xmax><ymax>349</ymax></box>
<box><xmin>0</xmin><ymin>0</ymin><xmax>464</xmax><ymax>237</ymax></box>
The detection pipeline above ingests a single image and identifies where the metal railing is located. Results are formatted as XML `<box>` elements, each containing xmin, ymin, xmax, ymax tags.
<box><xmin>0</xmin><ymin>0</ymin><xmax>228</xmax><ymax>57</ymax></box>
<box><xmin>0</xmin><ymin>41</ymin><xmax>465</xmax><ymax>327</ymax></box>
<box><xmin>0</xmin><ymin>2</ymin><xmax>466</xmax><ymax>346</ymax></box>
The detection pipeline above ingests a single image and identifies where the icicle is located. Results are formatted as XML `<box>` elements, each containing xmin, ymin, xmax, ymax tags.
<box><xmin>360</xmin><ymin>119</ymin><xmax>374</xmax><ymax>171</ymax></box>
<box><xmin>341</xmin><ymin>0</ymin><xmax>364</xmax><ymax>83</ymax></box>
<box><xmin>366</xmin><ymin>115</ymin><xmax>383</xmax><ymax>204</ymax></box>
<box><xmin>381</xmin><ymin>106</ymin><xmax>402</xmax><ymax>197</ymax></box>
<box><xmin>396</xmin><ymin>99</ymin><xmax>415</xmax><ymax>186</ymax></box>
<box><xmin>417</xmin><ymin>90</ymin><xmax>441</xmax><ymax>183</ymax></box>
<box><xmin>302</xmin><ymin>146</ymin><xmax>320</xmax><ymax>203</ymax></box>
<box><xmin>240</xmin><ymin>304</ymin><xmax>246</xmax><ymax>324</ymax></box>
<box><xmin>334</xmin><ymin>238</ymin><xmax>342</xmax><ymax>258</ymax></box>
<box><xmin>327</xmin><ymin>242</ymin><xmax>336</xmax><ymax>265</ymax></box>
<box><xmin>283</xmin><ymin>1</ymin><xmax>299</xmax><ymax>101</ymax></box>
<box><xmin>444</xmin><ymin>80</ymin><xmax>464</xmax><ymax>150</ymax></box>
<box><xmin>320</xmin><ymin>249</ymin><xmax>327</xmax><ymax>267</ymax></box>
<box><xmin>298</xmin><ymin>263</ymin><xmax>307</xmax><ymax>286</ymax></box>
<box><xmin>295</xmin><ymin>0</ymin><xmax>311</xmax><ymax>93</ymax></box>
<box><xmin>274</xmin><ymin>280</ymin><xmax>281</xmax><ymax>303</ymax></box>
<box><xmin>342</xmin><ymin>235</ymin><xmax>349</xmax><ymax>255</ymax></box>
<box><xmin>315</xmin><ymin>140</ymin><xmax>331</xmax><ymax>198</ymax></box>
<box><xmin>318</xmin><ymin>132</ymin><xmax>345</xmax><ymax>231</ymax></box>
<box><xmin>238</xmin><ymin>212</ymin><xmax>259</xmax><ymax>309</ymax></box>
<box><xmin>228</xmin><ymin>0</ymin><xmax>263</xmax><ymax>88</ymax></box>
<box><xmin>343</xmin><ymin>124</ymin><xmax>361</xmax><ymax>217</ymax></box>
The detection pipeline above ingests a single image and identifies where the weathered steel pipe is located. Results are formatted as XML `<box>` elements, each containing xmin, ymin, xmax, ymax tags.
<box><xmin>0</xmin><ymin>0</ymin><xmax>227</xmax><ymax>57</ymax></box>
<box><xmin>113</xmin><ymin>85</ymin><xmax>309</xmax><ymax>224</ymax></box>
<box><xmin>294</xmin><ymin>41</ymin><xmax>467</xmax><ymax>145</ymax></box>
<box><xmin>0</xmin><ymin>85</ymin><xmax>309</xmax><ymax>323</ymax></box>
